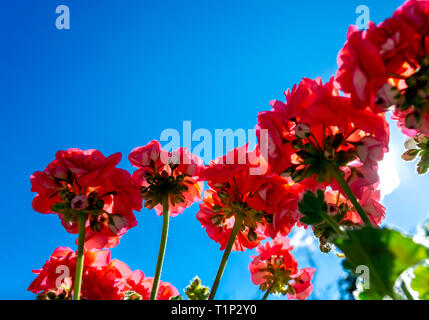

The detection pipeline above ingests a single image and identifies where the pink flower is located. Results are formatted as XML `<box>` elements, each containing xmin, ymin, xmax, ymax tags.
<box><xmin>287</xmin><ymin>268</ymin><xmax>316</xmax><ymax>300</ymax></box>
<box><xmin>356</xmin><ymin>137</ymin><xmax>386</xmax><ymax>165</ymax></box>
<box><xmin>129</xmin><ymin>140</ymin><xmax>164</xmax><ymax>169</ymax></box>
<box><xmin>325</xmin><ymin>187</ymin><xmax>385</xmax><ymax>227</ymax></box>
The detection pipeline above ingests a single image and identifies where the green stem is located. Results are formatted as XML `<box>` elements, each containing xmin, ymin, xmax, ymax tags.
<box><xmin>326</xmin><ymin>162</ymin><xmax>372</xmax><ymax>225</ymax></box>
<box><xmin>262</xmin><ymin>280</ymin><xmax>277</xmax><ymax>300</ymax></box>
<box><xmin>150</xmin><ymin>195</ymin><xmax>170</xmax><ymax>300</ymax></box>
<box><xmin>322</xmin><ymin>212</ymin><xmax>343</xmax><ymax>235</ymax></box>
<box><xmin>325</xmin><ymin>163</ymin><xmax>400</xmax><ymax>300</ymax></box>
<box><xmin>208</xmin><ymin>214</ymin><xmax>244</xmax><ymax>300</ymax></box>
<box><xmin>401</xmin><ymin>282</ymin><xmax>414</xmax><ymax>300</ymax></box>
<box><xmin>387</xmin><ymin>72</ymin><xmax>408</xmax><ymax>80</ymax></box>
<box><xmin>73</xmin><ymin>212</ymin><xmax>86</xmax><ymax>300</ymax></box>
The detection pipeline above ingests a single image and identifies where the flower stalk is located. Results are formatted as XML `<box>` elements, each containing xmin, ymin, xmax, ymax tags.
<box><xmin>150</xmin><ymin>194</ymin><xmax>170</xmax><ymax>300</ymax></box>
<box><xmin>73</xmin><ymin>212</ymin><xmax>86</xmax><ymax>300</ymax></box>
<box><xmin>326</xmin><ymin>162</ymin><xmax>372</xmax><ymax>225</ymax></box>
<box><xmin>262</xmin><ymin>280</ymin><xmax>277</xmax><ymax>300</ymax></box>
<box><xmin>209</xmin><ymin>213</ymin><xmax>244</xmax><ymax>300</ymax></box>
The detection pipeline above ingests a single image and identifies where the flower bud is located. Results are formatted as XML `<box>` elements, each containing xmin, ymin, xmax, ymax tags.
<box><xmin>404</xmin><ymin>138</ymin><xmax>418</xmax><ymax>150</ymax></box>
<box><xmin>71</xmin><ymin>195</ymin><xmax>89</xmax><ymax>210</ymax></box>
<box><xmin>295</xmin><ymin>124</ymin><xmax>311</xmax><ymax>139</ymax></box>
<box><xmin>374</xmin><ymin>83</ymin><xmax>399</xmax><ymax>109</ymax></box>
<box><xmin>401</xmin><ymin>149</ymin><xmax>419</xmax><ymax>161</ymax></box>
<box><xmin>109</xmin><ymin>214</ymin><xmax>128</xmax><ymax>235</ymax></box>
<box><xmin>247</xmin><ymin>229</ymin><xmax>257</xmax><ymax>242</ymax></box>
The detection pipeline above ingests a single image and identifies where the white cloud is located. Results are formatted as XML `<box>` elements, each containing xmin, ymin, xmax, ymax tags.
<box><xmin>378</xmin><ymin>151</ymin><xmax>401</xmax><ymax>201</ymax></box>
<box><xmin>289</xmin><ymin>228</ymin><xmax>316</xmax><ymax>251</ymax></box>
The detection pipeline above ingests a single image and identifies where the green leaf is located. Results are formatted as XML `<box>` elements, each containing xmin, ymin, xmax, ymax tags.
<box><xmin>417</xmin><ymin>151</ymin><xmax>429</xmax><ymax>175</ymax></box>
<box><xmin>334</xmin><ymin>226</ymin><xmax>429</xmax><ymax>300</ymax></box>
<box><xmin>298</xmin><ymin>190</ymin><xmax>328</xmax><ymax>226</ymax></box>
<box><xmin>185</xmin><ymin>276</ymin><xmax>210</xmax><ymax>300</ymax></box>
<box><xmin>401</xmin><ymin>149</ymin><xmax>420</xmax><ymax>161</ymax></box>
<box><xmin>411</xmin><ymin>265</ymin><xmax>429</xmax><ymax>300</ymax></box>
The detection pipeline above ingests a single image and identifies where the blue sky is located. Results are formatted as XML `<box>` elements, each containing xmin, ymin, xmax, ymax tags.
<box><xmin>1</xmin><ymin>0</ymin><xmax>427</xmax><ymax>300</ymax></box>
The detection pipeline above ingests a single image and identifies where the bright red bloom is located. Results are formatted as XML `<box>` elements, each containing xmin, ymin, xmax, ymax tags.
<box><xmin>324</xmin><ymin>186</ymin><xmax>385</xmax><ymax>227</ymax></box>
<box><xmin>30</xmin><ymin>149</ymin><xmax>141</xmax><ymax>249</ymax></box>
<box><xmin>197</xmin><ymin>146</ymin><xmax>305</xmax><ymax>251</ymax></box>
<box><xmin>336</xmin><ymin>25</ymin><xmax>388</xmax><ymax>111</ymax></box>
<box><xmin>393</xmin><ymin>108</ymin><xmax>429</xmax><ymax>138</ymax></box>
<box><xmin>127</xmin><ymin>271</ymin><xmax>179</xmax><ymax>300</ymax></box>
<box><xmin>31</xmin><ymin>149</ymin><xmax>121</xmax><ymax>214</ymax></box>
<box><xmin>28</xmin><ymin>247</ymin><xmax>179</xmax><ymax>300</ymax></box>
<box><xmin>256</xmin><ymin>77</ymin><xmax>389</xmax><ymax>181</ymax></box>
<box><xmin>367</xmin><ymin>15</ymin><xmax>423</xmax><ymax>76</ymax></box>
<box><xmin>129</xmin><ymin>141</ymin><xmax>204</xmax><ymax>217</ymax></box>
<box><xmin>82</xmin><ymin>258</ymin><xmax>133</xmax><ymax>300</ymax></box>
<box><xmin>393</xmin><ymin>0</ymin><xmax>429</xmax><ymax>35</ymax></box>
<box><xmin>249</xmin><ymin>236</ymin><xmax>315</xmax><ymax>300</ymax></box>
<box><xmin>197</xmin><ymin>190</ymin><xmax>267</xmax><ymax>251</ymax></box>
<box><xmin>28</xmin><ymin>247</ymin><xmax>131</xmax><ymax>300</ymax></box>
<box><xmin>287</xmin><ymin>268</ymin><xmax>316</xmax><ymax>300</ymax></box>
<box><xmin>336</xmin><ymin>0</ymin><xmax>429</xmax><ymax>140</ymax></box>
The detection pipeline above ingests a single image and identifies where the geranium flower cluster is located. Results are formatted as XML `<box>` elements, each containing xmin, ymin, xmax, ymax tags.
<box><xmin>29</xmin><ymin>145</ymin><xmax>203</xmax><ymax>300</ymax></box>
<box><xmin>27</xmin><ymin>0</ymin><xmax>429</xmax><ymax>301</ymax></box>
<box><xmin>129</xmin><ymin>140</ymin><xmax>204</xmax><ymax>216</ymax></box>
<box><xmin>256</xmin><ymin>77</ymin><xmax>388</xmax><ymax>250</ymax></box>
<box><xmin>336</xmin><ymin>0</ymin><xmax>429</xmax><ymax>173</ymax></box>
<box><xmin>30</xmin><ymin>149</ymin><xmax>142</xmax><ymax>249</ymax></box>
<box><xmin>28</xmin><ymin>247</ymin><xmax>178</xmax><ymax>300</ymax></box>
<box><xmin>197</xmin><ymin>145</ymin><xmax>305</xmax><ymax>251</ymax></box>
<box><xmin>249</xmin><ymin>236</ymin><xmax>315</xmax><ymax>300</ymax></box>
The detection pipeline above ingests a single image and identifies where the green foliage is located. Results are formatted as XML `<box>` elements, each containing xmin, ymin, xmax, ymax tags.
<box><xmin>298</xmin><ymin>190</ymin><xmax>328</xmax><ymax>225</ymax></box>
<box><xmin>185</xmin><ymin>276</ymin><xmax>210</xmax><ymax>300</ymax></box>
<box><xmin>123</xmin><ymin>291</ymin><xmax>142</xmax><ymax>300</ymax></box>
<box><xmin>411</xmin><ymin>265</ymin><xmax>429</xmax><ymax>300</ymax></box>
<box><xmin>402</xmin><ymin>135</ymin><xmax>429</xmax><ymax>175</ymax></box>
<box><xmin>334</xmin><ymin>226</ymin><xmax>429</xmax><ymax>300</ymax></box>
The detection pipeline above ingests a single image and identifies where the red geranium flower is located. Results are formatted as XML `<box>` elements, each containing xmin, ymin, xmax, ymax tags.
<box><xmin>28</xmin><ymin>247</ymin><xmax>179</xmax><ymax>300</ymax></box>
<box><xmin>336</xmin><ymin>26</ymin><xmax>388</xmax><ymax>112</ymax></box>
<box><xmin>256</xmin><ymin>77</ymin><xmax>389</xmax><ymax>183</ymax></box>
<box><xmin>249</xmin><ymin>236</ymin><xmax>315</xmax><ymax>300</ymax></box>
<box><xmin>129</xmin><ymin>140</ymin><xmax>204</xmax><ymax>217</ymax></box>
<box><xmin>197</xmin><ymin>145</ymin><xmax>305</xmax><ymax>251</ymax></box>
<box><xmin>28</xmin><ymin>247</ymin><xmax>130</xmax><ymax>300</ymax></box>
<box><xmin>127</xmin><ymin>270</ymin><xmax>179</xmax><ymax>300</ymax></box>
<box><xmin>30</xmin><ymin>149</ymin><xmax>142</xmax><ymax>249</ymax></box>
